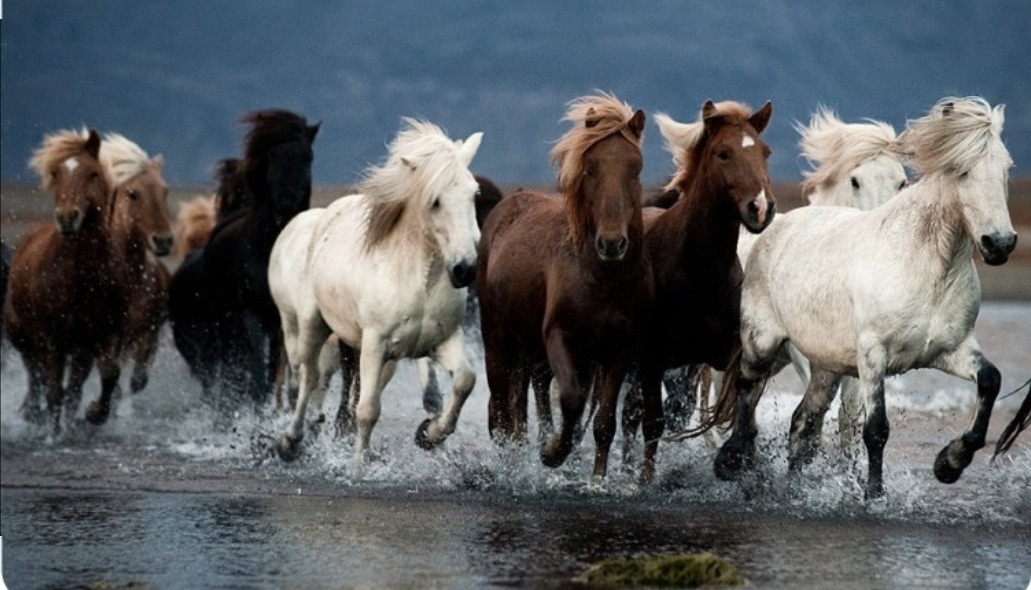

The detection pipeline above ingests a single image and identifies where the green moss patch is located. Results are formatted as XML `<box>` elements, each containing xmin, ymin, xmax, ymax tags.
<box><xmin>581</xmin><ymin>552</ymin><xmax>745</xmax><ymax>587</ymax></box>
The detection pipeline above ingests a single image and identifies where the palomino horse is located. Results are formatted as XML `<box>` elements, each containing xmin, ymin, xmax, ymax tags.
<box><xmin>478</xmin><ymin>93</ymin><xmax>654</xmax><ymax>479</ymax></box>
<box><xmin>173</xmin><ymin>158</ymin><xmax>247</xmax><ymax>258</ymax></box>
<box><xmin>621</xmin><ymin>100</ymin><xmax>775</xmax><ymax>471</ymax></box>
<box><xmin>669</xmin><ymin>109</ymin><xmax>908</xmax><ymax>445</ymax></box>
<box><xmin>98</xmin><ymin>133</ymin><xmax>174</xmax><ymax>396</ymax></box>
<box><xmin>168</xmin><ymin>110</ymin><xmax>318</xmax><ymax>410</ymax></box>
<box><xmin>708</xmin><ymin>97</ymin><xmax>1017</xmax><ymax>499</ymax></box>
<box><xmin>4</xmin><ymin>130</ymin><xmax>127</xmax><ymax>432</ymax></box>
<box><xmin>270</xmin><ymin>119</ymin><xmax>482</xmax><ymax>475</ymax></box>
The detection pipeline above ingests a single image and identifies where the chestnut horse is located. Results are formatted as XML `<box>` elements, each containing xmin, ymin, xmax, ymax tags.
<box><xmin>5</xmin><ymin>130</ymin><xmax>128</xmax><ymax>432</ymax></box>
<box><xmin>622</xmin><ymin>100</ymin><xmax>775</xmax><ymax>465</ymax></box>
<box><xmin>477</xmin><ymin>92</ymin><xmax>655</xmax><ymax>479</ymax></box>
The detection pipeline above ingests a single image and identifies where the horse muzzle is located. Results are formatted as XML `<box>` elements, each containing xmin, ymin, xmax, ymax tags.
<box><xmin>448</xmin><ymin>260</ymin><xmax>476</xmax><ymax>288</ymax></box>
<box><xmin>595</xmin><ymin>234</ymin><xmax>629</xmax><ymax>262</ymax></box>
<box><xmin>151</xmin><ymin>234</ymin><xmax>174</xmax><ymax>257</ymax></box>
<box><xmin>55</xmin><ymin>209</ymin><xmax>83</xmax><ymax>234</ymax></box>
<box><xmin>979</xmin><ymin>231</ymin><xmax>1017</xmax><ymax>266</ymax></box>
<box><xmin>742</xmin><ymin>192</ymin><xmax>775</xmax><ymax>234</ymax></box>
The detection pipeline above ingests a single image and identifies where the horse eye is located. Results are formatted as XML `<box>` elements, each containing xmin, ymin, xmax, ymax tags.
<box><xmin>128</xmin><ymin>189</ymin><xmax>139</xmax><ymax>200</ymax></box>
<box><xmin>431</xmin><ymin>198</ymin><xmax>441</xmax><ymax>210</ymax></box>
<box><xmin>898</xmin><ymin>179</ymin><xmax>908</xmax><ymax>190</ymax></box>
<box><xmin>716</xmin><ymin>150</ymin><xmax>730</xmax><ymax>162</ymax></box>
<box><xmin>850</xmin><ymin>176</ymin><xmax>860</xmax><ymax>189</ymax></box>
<box><xmin>959</xmin><ymin>171</ymin><xmax>969</xmax><ymax>179</ymax></box>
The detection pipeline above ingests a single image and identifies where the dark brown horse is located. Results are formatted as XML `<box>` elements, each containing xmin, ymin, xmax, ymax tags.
<box><xmin>477</xmin><ymin>92</ymin><xmax>655</xmax><ymax>479</ymax></box>
<box><xmin>623</xmin><ymin>100</ymin><xmax>775</xmax><ymax>462</ymax></box>
<box><xmin>5</xmin><ymin>129</ymin><xmax>128</xmax><ymax>432</ymax></box>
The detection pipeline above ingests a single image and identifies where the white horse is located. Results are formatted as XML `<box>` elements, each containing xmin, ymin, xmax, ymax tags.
<box><xmin>710</xmin><ymin>97</ymin><xmax>1016</xmax><ymax>499</ymax></box>
<box><xmin>679</xmin><ymin>109</ymin><xmax>907</xmax><ymax>444</ymax></box>
<box><xmin>269</xmin><ymin>119</ymin><xmax>483</xmax><ymax>475</ymax></box>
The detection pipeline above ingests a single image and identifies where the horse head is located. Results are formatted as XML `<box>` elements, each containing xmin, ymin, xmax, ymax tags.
<box><xmin>31</xmin><ymin>129</ymin><xmax>109</xmax><ymax>235</ymax></box>
<box><xmin>657</xmin><ymin>100</ymin><xmax>775</xmax><ymax>234</ymax></box>
<box><xmin>422</xmin><ymin>131</ymin><xmax>483</xmax><ymax>288</ymax></box>
<box><xmin>552</xmin><ymin>93</ymin><xmax>646</xmax><ymax>262</ymax></box>
<box><xmin>114</xmin><ymin>155</ymin><xmax>174</xmax><ymax>256</ymax></box>
<box><xmin>902</xmin><ymin>97</ymin><xmax>1017</xmax><ymax>266</ymax></box>
<box><xmin>240</xmin><ymin>110</ymin><xmax>320</xmax><ymax>224</ymax></box>
<box><xmin>798</xmin><ymin>108</ymin><xmax>907</xmax><ymax>211</ymax></box>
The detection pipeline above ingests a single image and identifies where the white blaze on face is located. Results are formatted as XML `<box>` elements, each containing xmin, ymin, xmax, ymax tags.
<box><xmin>741</xmin><ymin>135</ymin><xmax>755</xmax><ymax>149</ymax></box>
<box><xmin>64</xmin><ymin>157</ymin><xmax>80</xmax><ymax>172</ymax></box>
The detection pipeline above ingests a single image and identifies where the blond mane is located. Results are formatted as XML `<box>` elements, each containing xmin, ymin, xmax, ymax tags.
<box><xmin>361</xmin><ymin>119</ymin><xmax>471</xmax><ymax>248</ymax></box>
<box><xmin>28</xmin><ymin>128</ymin><xmax>96</xmax><ymax>190</ymax></box>
<box><xmin>900</xmin><ymin>96</ymin><xmax>1008</xmax><ymax>177</ymax></box>
<box><xmin>98</xmin><ymin>133</ymin><xmax>152</xmax><ymax>188</ymax></box>
<box><xmin>550</xmin><ymin>92</ymin><xmax>642</xmax><ymax>197</ymax></box>
<box><xmin>657</xmin><ymin>101</ymin><xmax>755</xmax><ymax>192</ymax></box>
<box><xmin>797</xmin><ymin>107</ymin><xmax>900</xmax><ymax>196</ymax></box>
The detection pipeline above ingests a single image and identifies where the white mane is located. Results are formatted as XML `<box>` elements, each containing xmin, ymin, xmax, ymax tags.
<box><xmin>900</xmin><ymin>96</ymin><xmax>1009</xmax><ymax>177</ymax></box>
<box><xmin>797</xmin><ymin>107</ymin><xmax>900</xmax><ymax>197</ymax></box>
<box><xmin>99</xmin><ymin>132</ymin><xmax>151</xmax><ymax>187</ymax></box>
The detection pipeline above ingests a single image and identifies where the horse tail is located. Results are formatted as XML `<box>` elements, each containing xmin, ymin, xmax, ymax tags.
<box><xmin>992</xmin><ymin>378</ymin><xmax>1031</xmax><ymax>461</ymax></box>
<box><xmin>664</xmin><ymin>345</ymin><xmax>754</xmax><ymax>442</ymax></box>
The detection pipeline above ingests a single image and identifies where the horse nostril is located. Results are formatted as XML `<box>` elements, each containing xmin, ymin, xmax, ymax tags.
<box><xmin>616</xmin><ymin>236</ymin><xmax>629</xmax><ymax>257</ymax></box>
<box><xmin>153</xmin><ymin>235</ymin><xmax>174</xmax><ymax>255</ymax></box>
<box><xmin>450</xmin><ymin>262</ymin><xmax>476</xmax><ymax>288</ymax></box>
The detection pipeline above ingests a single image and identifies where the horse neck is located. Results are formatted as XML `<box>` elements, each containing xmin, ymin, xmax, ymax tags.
<box><xmin>888</xmin><ymin>178</ymin><xmax>973</xmax><ymax>277</ymax></box>
<box><xmin>665</xmin><ymin>180</ymin><xmax>742</xmax><ymax>272</ymax></box>
<box><xmin>108</xmin><ymin>209</ymin><xmax>149</xmax><ymax>271</ymax></box>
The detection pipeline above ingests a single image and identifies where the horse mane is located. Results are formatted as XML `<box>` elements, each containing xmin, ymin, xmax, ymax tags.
<box><xmin>361</xmin><ymin>118</ymin><xmax>469</xmax><ymax>249</ymax></box>
<box><xmin>656</xmin><ymin>101</ymin><xmax>755</xmax><ymax>193</ymax></box>
<box><xmin>98</xmin><ymin>133</ymin><xmax>151</xmax><ymax>187</ymax></box>
<box><xmin>796</xmin><ymin>107</ymin><xmax>899</xmax><ymax>197</ymax></box>
<box><xmin>212</xmin><ymin>157</ymin><xmax>249</xmax><ymax>219</ymax></box>
<box><xmin>239</xmin><ymin>109</ymin><xmax>317</xmax><ymax>199</ymax></box>
<box><xmin>900</xmin><ymin>96</ymin><xmax>1008</xmax><ymax>177</ymax></box>
<box><xmin>549</xmin><ymin>92</ymin><xmax>642</xmax><ymax>245</ymax></box>
<box><xmin>28</xmin><ymin>128</ymin><xmax>96</xmax><ymax>190</ymax></box>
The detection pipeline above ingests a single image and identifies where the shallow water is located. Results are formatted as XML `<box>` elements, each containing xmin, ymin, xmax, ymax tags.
<box><xmin>2</xmin><ymin>302</ymin><xmax>1030</xmax><ymax>589</ymax></box>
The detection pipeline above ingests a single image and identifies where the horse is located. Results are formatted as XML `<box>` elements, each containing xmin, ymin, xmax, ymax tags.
<box><xmin>4</xmin><ymin>129</ymin><xmax>128</xmax><ymax>432</ymax></box>
<box><xmin>173</xmin><ymin>158</ymin><xmax>248</xmax><ymax>258</ymax></box>
<box><xmin>168</xmin><ymin>110</ymin><xmax>318</xmax><ymax>410</ymax></box>
<box><xmin>270</xmin><ymin>118</ymin><xmax>482</xmax><ymax>475</ymax></box>
<box><xmin>1</xmin><ymin>240</ymin><xmax>11</xmax><ymax>346</ymax></box>
<box><xmin>477</xmin><ymin>92</ymin><xmax>653</xmax><ymax>479</ymax></box>
<box><xmin>97</xmin><ymin>133</ymin><xmax>174</xmax><ymax>397</ymax></box>
<box><xmin>621</xmin><ymin>100</ymin><xmax>775</xmax><ymax>470</ymax></box>
<box><xmin>667</xmin><ymin>108</ymin><xmax>908</xmax><ymax>444</ymax></box>
<box><xmin>707</xmin><ymin>97</ymin><xmax>1016</xmax><ymax>499</ymax></box>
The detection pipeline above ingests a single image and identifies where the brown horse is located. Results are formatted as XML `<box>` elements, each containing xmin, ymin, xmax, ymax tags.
<box><xmin>477</xmin><ymin>92</ymin><xmax>655</xmax><ymax>479</ymax></box>
<box><xmin>99</xmin><ymin>133</ymin><xmax>175</xmax><ymax>395</ymax></box>
<box><xmin>4</xmin><ymin>129</ymin><xmax>128</xmax><ymax>432</ymax></box>
<box><xmin>623</xmin><ymin>100</ymin><xmax>775</xmax><ymax>461</ymax></box>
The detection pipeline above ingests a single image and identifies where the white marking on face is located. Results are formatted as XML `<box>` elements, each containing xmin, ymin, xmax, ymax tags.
<box><xmin>741</xmin><ymin>135</ymin><xmax>755</xmax><ymax>149</ymax></box>
<box><xmin>64</xmin><ymin>157</ymin><xmax>79</xmax><ymax>172</ymax></box>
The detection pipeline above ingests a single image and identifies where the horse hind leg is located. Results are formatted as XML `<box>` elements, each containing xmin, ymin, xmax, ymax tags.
<box><xmin>590</xmin><ymin>359</ymin><xmax>630</xmax><ymax>478</ymax></box>
<box><xmin>415</xmin><ymin>330</ymin><xmax>476</xmax><ymax>450</ymax></box>
<box><xmin>530</xmin><ymin>364</ymin><xmax>555</xmax><ymax>444</ymax></box>
<box><xmin>65</xmin><ymin>351</ymin><xmax>94</xmax><ymax>424</ymax></box>
<box><xmin>788</xmin><ymin>368</ymin><xmax>842</xmax><ymax>471</ymax></box>
<box><xmin>416</xmin><ymin>358</ymin><xmax>443</xmax><ymax>417</ymax></box>
<box><xmin>836</xmin><ymin>376</ymin><xmax>863</xmax><ymax>461</ymax></box>
<box><xmin>931</xmin><ymin>342</ymin><xmax>1001</xmax><ymax>485</ymax></box>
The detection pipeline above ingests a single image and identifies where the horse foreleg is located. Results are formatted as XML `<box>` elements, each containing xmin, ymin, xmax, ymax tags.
<box><xmin>639</xmin><ymin>367</ymin><xmax>665</xmax><ymax>484</ymax></box>
<box><xmin>277</xmin><ymin>316</ymin><xmax>331</xmax><ymax>460</ymax></box>
<box><xmin>931</xmin><ymin>339</ymin><xmax>1000</xmax><ymax>485</ymax></box>
<box><xmin>591</xmin><ymin>359</ymin><xmax>629</xmax><ymax>478</ymax></box>
<box><xmin>277</xmin><ymin>358</ymin><xmax>320</xmax><ymax>462</ymax></box>
<box><xmin>65</xmin><ymin>350</ymin><xmax>93</xmax><ymax>423</ymax></box>
<box><xmin>416</xmin><ymin>358</ymin><xmax>443</xmax><ymax>418</ymax></box>
<box><xmin>130</xmin><ymin>323</ymin><xmax>161</xmax><ymax>395</ymax></box>
<box><xmin>351</xmin><ymin>334</ymin><xmax>389</xmax><ymax>476</ymax></box>
<box><xmin>20</xmin><ymin>356</ymin><xmax>47</xmax><ymax>425</ymax></box>
<box><xmin>540</xmin><ymin>329</ymin><xmax>587</xmax><ymax>468</ymax></box>
<box><xmin>836</xmin><ymin>376</ymin><xmax>863</xmax><ymax>460</ymax></box>
<box><xmin>856</xmin><ymin>340</ymin><xmax>889</xmax><ymax>499</ymax></box>
<box><xmin>334</xmin><ymin>340</ymin><xmax>359</xmax><ymax>438</ymax></box>
<box><xmin>531</xmin><ymin>364</ymin><xmax>555</xmax><ymax>444</ymax></box>
<box><xmin>43</xmin><ymin>350</ymin><xmax>66</xmax><ymax>435</ymax></box>
<box><xmin>86</xmin><ymin>346</ymin><xmax>122</xmax><ymax>426</ymax></box>
<box><xmin>788</xmin><ymin>368</ymin><xmax>842</xmax><ymax>471</ymax></box>
<box><xmin>620</xmin><ymin>371</ymin><xmax>643</xmax><ymax>466</ymax></box>
<box><xmin>416</xmin><ymin>330</ymin><xmax>475</xmax><ymax>450</ymax></box>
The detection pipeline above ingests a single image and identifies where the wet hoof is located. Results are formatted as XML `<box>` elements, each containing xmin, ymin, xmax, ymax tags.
<box><xmin>130</xmin><ymin>372</ymin><xmax>149</xmax><ymax>394</ymax></box>
<box><xmin>21</xmin><ymin>403</ymin><xmax>46</xmax><ymax>426</ymax></box>
<box><xmin>864</xmin><ymin>480</ymin><xmax>885</xmax><ymax>500</ymax></box>
<box><xmin>933</xmin><ymin>443</ymin><xmax>970</xmax><ymax>484</ymax></box>
<box><xmin>639</xmin><ymin>462</ymin><xmax>656</xmax><ymax>485</ymax></box>
<box><xmin>540</xmin><ymin>435</ymin><xmax>571</xmax><ymax>468</ymax></box>
<box><xmin>714</xmin><ymin>442</ymin><xmax>752</xmax><ymax>481</ymax></box>
<box><xmin>414</xmin><ymin>418</ymin><xmax>438</xmax><ymax>450</ymax></box>
<box><xmin>85</xmin><ymin>401</ymin><xmax>110</xmax><ymax>425</ymax></box>
<box><xmin>277</xmin><ymin>434</ymin><xmax>303</xmax><ymax>462</ymax></box>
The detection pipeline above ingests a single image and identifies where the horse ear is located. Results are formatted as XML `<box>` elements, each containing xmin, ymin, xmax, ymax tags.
<box><xmin>627</xmin><ymin>109</ymin><xmax>646</xmax><ymax>139</ymax></box>
<box><xmin>400</xmin><ymin>157</ymin><xmax>417</xmax><ymax>172</ymax></box>
<box><xmin>941</xmin><ymin>102</ymin><xmax>955</xmax><ymax>117</ymax></box>
<box><xmin>749</xmin><ymin>101</ymin><xmax>773</xmax><ymax>134</ymax></box>
<box><xmin>701</xmin><ymin>100</ymin><xmax>718</xmax><ymax>120</ymax></box>
<box><xmin>584</xmin><ymin>107</ymin><xmax>600</xmax><ymax>129</ymax></box>
<box><xmin>84</xmin><ymin>129</ymin><xmax>102</xmax><ymax>159</ymax></box>
<box><xmin>152</xmin><ymin>154</ymin><xmax>165</xmax><ymax>170</ymax></box>
<box><xmin>459</xmin><ymin>132</ymin><xmax>483</xmax><ymax>166</ymax></box>
<box><xmin>307</xmin><ymin>122</ymin><xmax>321</xmax><ymax>144</ymax></box>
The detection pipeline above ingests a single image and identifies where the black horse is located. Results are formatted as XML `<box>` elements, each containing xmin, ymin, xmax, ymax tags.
<box><xmin>169</xmin><ymin>109</ymin><xmax>319</xmax><ymax>410</ymax></box>
<box><xmin>1</xmin><ymin>239</ymin><xmax>12</xmax><ymax>349</ymax></box>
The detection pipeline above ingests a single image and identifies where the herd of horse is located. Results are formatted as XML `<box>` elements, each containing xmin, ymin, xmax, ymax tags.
<box><xmin>1</xmin><ymin>94</ymin><xmax>1028</xmax><ymax>499</ymax></box>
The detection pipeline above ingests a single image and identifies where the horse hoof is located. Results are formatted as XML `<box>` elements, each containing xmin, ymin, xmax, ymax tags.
<box><xmin>540</xmin><ymin>437</ymin><xmax>570</xmax><ymax>468</ymax></box>
<box><xmin>414</xmin><ymin>418</ymin><xmax>438</xmax><ymax>450</ymax></box>
<box><xmin>130</xmin><ymin>373</ymin><xmax>149</xmax><ymax>394</ymax></box>
<box><xmin>85</xmin><ymin>401</ymin><xmax>110</xmax><ymax>425</ymax></box>
<box><xmin>277</xmin><ymin>435</ymin><xmax>302</xmax><ymax>462</ymax></box>
<box><xmin>713</xmin><ymin>444</ymin><xmax>751</xmax><ymax>481</ymax></box>
<box><xmin>933</xmin><ymin>445</ymin><xmax>968</xmax><ymax>484</ymax></box>
<box><xmin>864</xmin><ymin>481</ymin><xmax>885</xmax><ymax>500</ymax></box>
<box><xmin>21</xmin><ymin>404</ymin><xmax>46</xmax><ymax>426</ymax></box>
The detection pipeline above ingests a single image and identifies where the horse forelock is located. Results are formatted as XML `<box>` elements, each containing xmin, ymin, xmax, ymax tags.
<box><xmin>99</xmin><ymin>133</ymin><xmax>152</xmax><ymax>187</ymax></box>
<box><xmin>361</xmin><ymin>119</ymin><xmax>470</xmax><ymax>249</ymax></box>
<box><xmin>660</xmin><ymin>101</ymin><xmax>756</xmax><ymax>193</ymax></box>
<box><xmin>29</xmin><ymin>128</ymin><xmax>99</xmax><ymax>191</ymax></box>
<box><xmin>901</xmin><ymin>96</ymin><xmax>1007</xmax><ymax>177</ymax></box>
<box><xmin>798</xmin><ymin>108</ymin><xmax>899</xmax><ymax>196</ymax></box>
<box><xmin>550</xmin><ymin>93</ymin><xmax>641</xmax><ymax>245</ymax></box>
